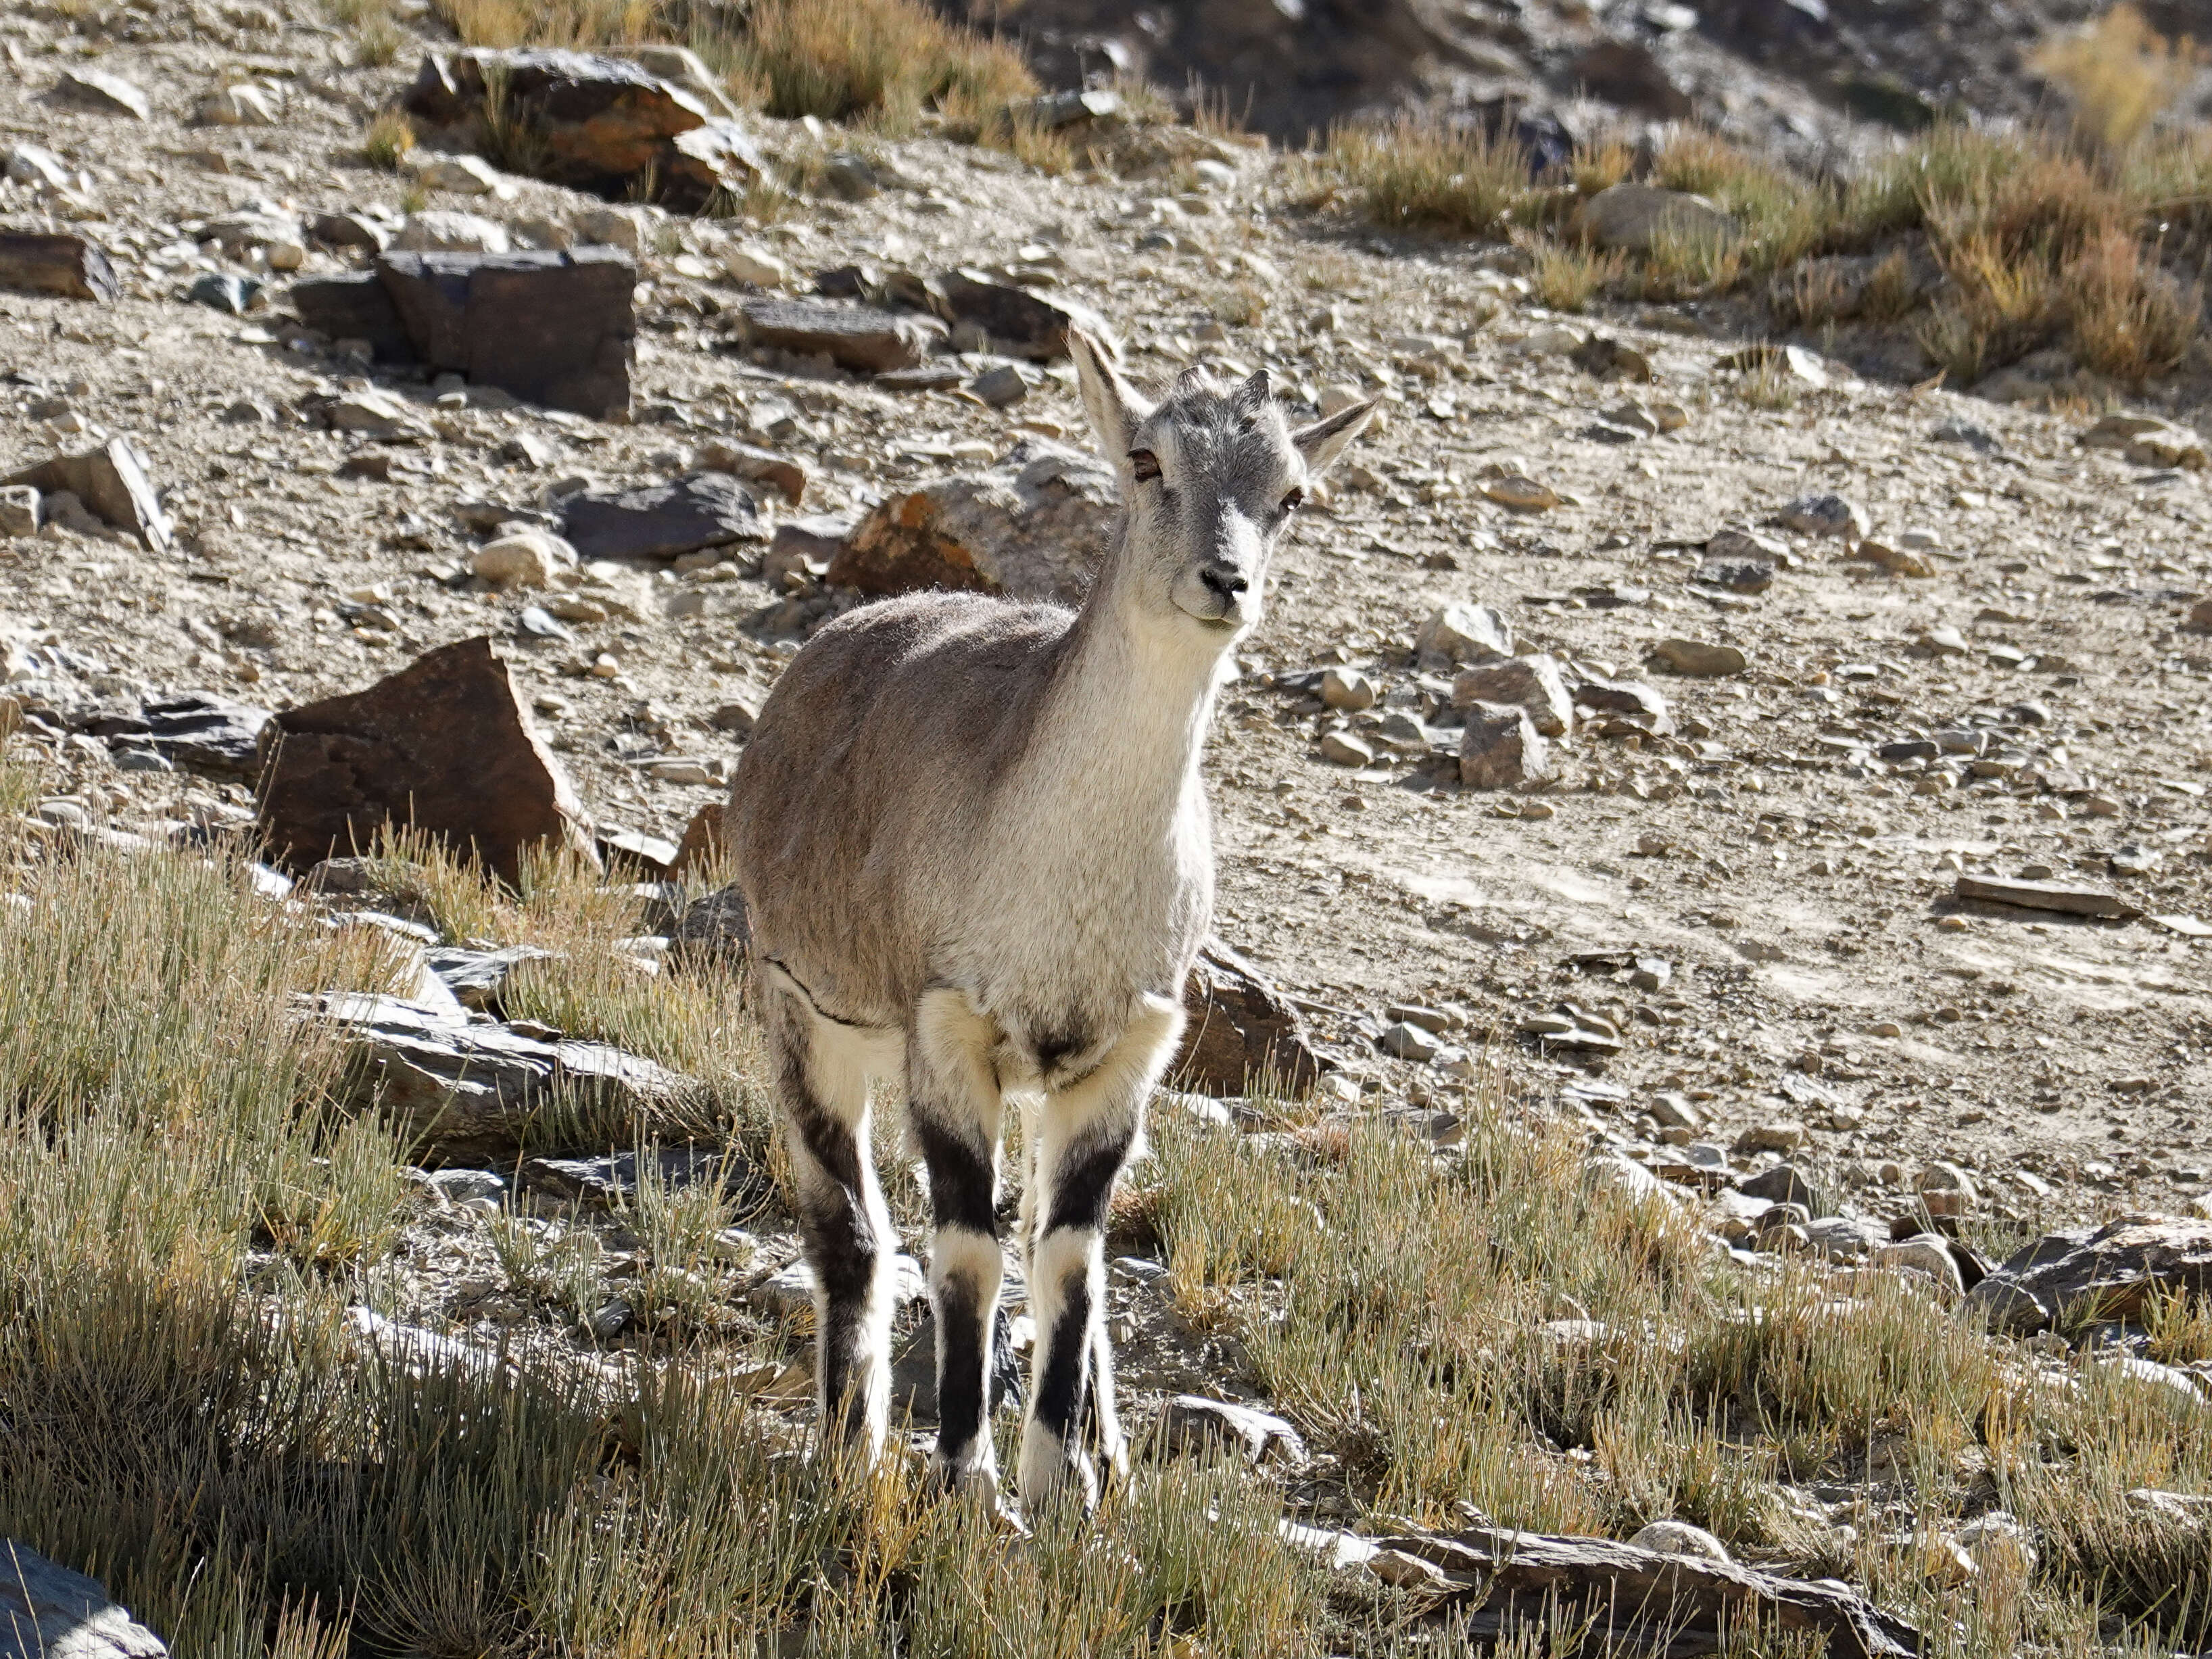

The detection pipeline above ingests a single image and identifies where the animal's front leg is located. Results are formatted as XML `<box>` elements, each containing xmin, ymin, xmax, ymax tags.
<box><xmin>910</xmin><ymin>989</ymin><xmax>1007</xmax><ymax>1501</ymax></box>
<box><xmin>1020</xmin><ymin>996</ymin><xmax>1184</xmax><ymax>1512</ymax></box>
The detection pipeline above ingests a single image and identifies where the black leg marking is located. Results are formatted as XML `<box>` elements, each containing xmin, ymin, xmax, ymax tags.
<box><xmin>912</xmin><ymin>1114</ymin><xmax>998</xmax><ymax>1235</ymax></box>
<box><xmin>932</xmin><ymin>1269</ymin><xmax>990</xmax><ymax>1467</ymax></box>
<box><xmin>1033</xmin><ymin>1281</ymin><xmax>1095</xmax><ymax>1440</ymax></box>
<box><xmin>1042</xmin><ymin>1124</ymin><xmax>1136</xmax><ymax>1238</ymax></box>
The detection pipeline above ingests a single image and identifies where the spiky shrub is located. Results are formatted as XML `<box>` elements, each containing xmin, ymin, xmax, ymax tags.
<box><xmin>1523</xmin><ymin>233</ymin><xmax>1627</xmax><ymax>312</ymax></box>
<box><xmin>2063</xmin><ymin>222</ymin><xmax>2200</xmax><ymax>379</ymax></box>
<box><xmin>361</xmin><ymin>107</ymin><xmax>415</xmax><ymax>170</ymax></box>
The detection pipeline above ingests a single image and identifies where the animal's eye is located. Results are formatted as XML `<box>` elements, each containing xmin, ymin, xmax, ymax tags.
<box><xmin>1280</xmin><ymin>486</ymin><xmax>1305</xmax><ymax>513</ymax></box>
<box><xmin>1128</xmin><ymin>448</ymin><xmax>1161</xmax><ymax>481</ymax></box>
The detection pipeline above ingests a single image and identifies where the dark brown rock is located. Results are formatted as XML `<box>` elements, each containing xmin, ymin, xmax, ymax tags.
<box><xmin>1966</xmin><ymin>1218</ymin><xmax>2212</xmax><ymax>1334</ymax></box>
<box><xmin>0</xmin><ymin>232</ymin><xmax>120</xmax><ymax>302</ymax></box>
<box><xmin>561</xmin><ymin>472</ymin><xmax>759</xmax><ymax>561</ymax></box>
<box><xmin>667</xmin><ymin>800</ymin><xmax>728</xmax><ymax>880</ymax></box>
<box><xmin>925</xmin><ymin>269</ymin><xmax>1117</xmax><ymax>362</ymax></box>
<box><xmin>3</xmin><ymin>437</ymin><xmax>171</xmax><ymax>553</ymax></box>
<box><xmin>731</xmin><ymin>296</ymin><xmax>943</xmax><ymax>374</ymax></box>
<box><xmin>1570</xmin><ymin>40</ymin><xmax>1694</xmax><ymax>118</ymax></box>
<box><xmin>1459</xmin><ymin>702</ymin><xmax>1549</xmax><ymax>790</ymax></box>
<box><xmin>380</xmin><ymin>248</ymin><xmax>635</xmax><ymax>419</ymax></box>
<box><xmin>828</xmin><ymin>438</ymin><xmax>1116</xmax><ymax>604</ymax></box>
<box><xmin>1450</xmin><ymin>655</ymin><xmax>1572</xmax><ymax>737</ymax></box>
<box><xmin>289</xmin><ymin>270</ymin><xmax>416</xmax><ymax>362</ymax></box>
<box><xmin>403</xmin><ymin>49</ymin><xmax>765</xmax><ymax>208</ymax></box>
<box><xmin>1174</xmin><ymin>939</ymin><xmax>1322</xmax><ymax>1097</ymax></box>
<box><xmin>669</xmin><ymin>884</ymin><xmax>750</xmax><ymax>969</ymax></box>
<box><xmin>258</xmin><ymin>636</ymin><xmax>597</xmax><ymax>886</ymax></box>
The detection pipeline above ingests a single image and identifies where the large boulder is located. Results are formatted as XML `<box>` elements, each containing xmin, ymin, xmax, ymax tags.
<box><xmin>0</xmin><ymin>1541</ymin><xmax>166</xmax><ymax>1659</ymax></box>
<box><xmin>1577</xmin><ymin>183</ymin><xmax>1737</xmax><ymax>254</ymax></box>
<box><xmin>828</xmin><ymin>438</ymin><xmax>1117</xmax><ymax>605</ymax></box>
<box><xmin>402</xmin><ymin>48</ymin><xmax>765</xmax><ymax>208</ymax></box>
<box><xmin>1174</xmin><ymin>939</ymin><xmax>1323</xmax><ymax>1097</ymax></box>
<box><xmin>291</xmin><ymin>249</ymin><xmax>636</xmax><ymax>419</ymax></box>
<box><xmin>1966</xmin><ymin>1217</ymin><xmax>2212</xmax><ymax>1335</ymax></box>
<box><xmin>258</xmin><ymin>636</ymin><xmax>597</xmax><ymax>886</ymax></box>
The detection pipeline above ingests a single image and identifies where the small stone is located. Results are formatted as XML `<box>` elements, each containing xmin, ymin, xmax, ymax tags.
<box><xmin>1160</xmin><ymin>1395</ymin><xmax>1306</xmax><ymax>1465</ymax></box>
<box><xmin>1733</xmin><ymin>1122</ymin><xmax>1806</xmax><ymax>1154</ymax></box>
<box><xmin>195</xmin><ymin>80</ymin><xmax>280</xmax><ymax>124</ymax></box>
<box><xmin>1648</xmin><ymin>1091</ymin><xmax>1702</xmax><ymax>1132</ymax></box>
<box><xmin>1629</xmin><ymin>1520</ymin><xmax>1731</xmax><ymax>1563</ymax></box>
<box><xmin>1414</xmin><ymin>602</ymin><xmax>1514</xmax><ymax>667</ymax></box>
<box><xmin>404</xmin><ymin>150</ymin><xmax>508</xmax><ymax>195</ymax></box>
<box><xmin>1379</xmin><ymin>1020</ymin><xmax>1442</xmax><ymax>1061</ymax></box>
<box><xmin>1779</xmin><ymin>492</ymin><xmax>1869</xmax><ymax>540</ymax></box>
<box><xmin>1320</xmin><ymin>667</ymin><xmax>1377</xmax><ymax>711</ymax></box>
<box><xmin>572</xmin><ymin>205</ymin><xmax>646</xmax><ymax>251</ymax></box>
<box><xmin>1458</xmin><ymin>702</ymin><xmax>1548</xmax><ymax>790</ymax></box>
<box><xmin>1367</xmin><ymin>1549</ymin><xmax>1450</xmax><ymax>1590</ymax></box>
<box><xmin>1578</xmin><ymin>182</ymin><xmax>1736</xmax><ymax>253</ymax></box>
<box><xmin>54</xmin><ymin>66</ymin><xmax>151</xmax><ymax>119</ymax></box>
<box><xmin>970</xmin><ymin>363</ymin><xmax>1029</xmax><ymax>408</ymax></box>
<box><xmin>1482</xmin><ymin>473</ymin><xmax>1561</xmax><ymax>512</ymax></box>
<box><xmin>473</xmin><ymin>529</ymin><xmax>576</xmax><ymax>590</ymax></box>
<box><xmin>1319</xmin><ymin>730</ymin><xmax>1374</xmax><ymax>768</ymax></box>
<box><xmin>0</xmin><ymin>485</ymin><xmax>36</xmax><ymax>537</ymax></box>
<box><xmin>1648</xmin><ymin>638</ymin><xmax>1747</xmax><ymax>677</ymax></box>
<box><xmin>721</xmin><ymin>243</ymin><xmax>789</xmax><ymax>287</ymax></box>
<box><xmin>1874</xmin><ymin>1234</ymin><xmax>1965</xmax><ymax>1294</ymax></box>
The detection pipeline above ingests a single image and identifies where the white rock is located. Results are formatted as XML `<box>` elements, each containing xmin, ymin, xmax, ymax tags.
<box><xmin>721</xmin><ymin>243</ymin><xmax>789</xmax><ymax>288</ymax></box>
<box><xmin>391</xmin><ymin>211</ymin><xmax>510</xmax><ymax>254</ymax></box>
<box><xmin>1630</xmin><ymin>1520</ymin><xmax>1731</xmax><ymax>1562</ymax></box>
<box><xmin>195</xmin><ymin>82</ymin><xmax>279</xmax><ymax>125</ymax></box>
<box><xmin>1414</xmin><ymin>602</ymin><xmax>1514</xmax><ymax>667</ymax></box>
<box><xmin>473</xmin><ymin>529</ymin><xmax>577</xmax><ymax>590</ymax></box>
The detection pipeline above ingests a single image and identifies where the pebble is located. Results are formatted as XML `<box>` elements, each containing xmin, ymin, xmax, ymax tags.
<box><xmin>1779</xmin><ymin>492</ymin><xmax>1869</xmax><ymax>540</ymax></box>
<box><xmin>1320</xmin><ymin>667</ymin><xmax>1377</xmax><ymax>711</ymax></box>
<box><xmin>1319</xmin><ymin>730</ymin><xmax>1373</xmax><ymax>767</ymax></box>
<box><xmin>1378</xmin><ymin>1020</ymin><xmax>1441</xmax><ymax>1061</ymax></box>
<box><xmin>1648</xmin><ymin>638</ymin><xmax>1747</xmax><ymax>677</ymax></box>
<box><xmin>1629</xmin><ymin>1520</ymin><xmax>1731</xmax><ymax>1562</ymax></box>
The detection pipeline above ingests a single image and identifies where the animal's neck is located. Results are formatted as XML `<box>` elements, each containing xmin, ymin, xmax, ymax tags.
<box><xmin>1024</xmin><ymin>551</ymin><xmax>1229</xmax><ymax>828</ymax></box>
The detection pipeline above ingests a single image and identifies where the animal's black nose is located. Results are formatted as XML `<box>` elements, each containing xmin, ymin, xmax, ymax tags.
<box><xmin>1199</xmin><ymin>566</ymin><xmax>1248</xmax><ymax>601</ymax></box>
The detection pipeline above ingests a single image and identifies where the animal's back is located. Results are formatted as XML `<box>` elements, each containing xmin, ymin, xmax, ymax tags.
<box><xmin>728</xmin><ymin>590</ymin><xmax>1075</xmax><ymax>1022</ymax></box>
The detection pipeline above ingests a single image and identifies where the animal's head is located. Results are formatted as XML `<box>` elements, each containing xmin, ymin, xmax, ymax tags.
<box><xmin>1069</xmin><ymin>330</ymin><xmax>1374</xmax><ymax>640</ymax></box>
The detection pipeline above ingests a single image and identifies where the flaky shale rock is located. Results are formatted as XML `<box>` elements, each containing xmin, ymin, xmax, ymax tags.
<box><xmin>259</xmin><ymin>636</ymin><xmax>596</xmax><ymax>885</ymax></box>
<box><xmin>827</xmin><ymin>438</ymin><xmax>1117</xmax><ymax>604</ymax></box>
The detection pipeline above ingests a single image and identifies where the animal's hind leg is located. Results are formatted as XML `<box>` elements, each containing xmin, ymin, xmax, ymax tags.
<box><xmin>1019</xmin><ymin>996</ymin><xmax>1183</xmax><ymax>1512</ymax></box>
<box><xmin>909</xmin><ymin>988</ymin><xmax>1007</xmax><ymax>1499</ymax></box>
<box><xmin>763</xmin><ymin>974</ymin><xmax>893</xmax><ymax>1461</ymax></box>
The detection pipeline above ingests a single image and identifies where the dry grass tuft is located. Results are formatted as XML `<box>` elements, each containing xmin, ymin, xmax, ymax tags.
<box><xmin>2034</xmin><ymin>3</ymin><xmax>2197</xmax><ymax>152</ymax></box>
<box><xmin>1325</xmin><ymin>113</ymin><xmax>1529</xmax><ymax>238</ymax></box>
<box><xmin>736</xmin><ymin>0</ymin><xmax>1034</xmax><ymax>128</ymax></box>
<box><xmin>362</xmin><ymin>107</ymin><xmax>416</xmax><ymax>170</ymax></box>
<box><xmin>2063</xmin><ymin>222</ymin><xmax>2200</xmax><ymax>379</ymax></box>
<box><xmin>1522</xmin><ymin>233</ymin><xmax>1627</xmax><ymax>312</ymax></box>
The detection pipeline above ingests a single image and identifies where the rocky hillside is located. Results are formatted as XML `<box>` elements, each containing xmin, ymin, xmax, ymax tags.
<box><xmin>5</xmin><ymin>0</ymin><xmax>2212</xmax><ymax>1654</ymax></box>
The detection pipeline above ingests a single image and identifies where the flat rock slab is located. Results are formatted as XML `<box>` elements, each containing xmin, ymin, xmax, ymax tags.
<box><xmin>733</xmin><ymin>296</ymin><xmax>941</xmax><ymax>374</ymax></box>
<box><xmin>1967</xmin><ymin>1217</ymin><xmax>2212</xmax><ymax>1333</ymax></box>
<box><xmin>51</xmin><ymin>66</ymin><xmax>150</xmax><ymax>119</ymax></box>
<box><xmin>423</xmin><ymin>942</ymin><xmax>558</xmax><ymax>1009</ymax></box>
<box><xmin>925</xmin><ymin>268</ymin><xmax>1115</xmax><ymax>361</ymax></box>
<box><xmin>828</xmin><ymin>437</ymin><xmax>1115</xmax><ymax>604</ymax></box>
<box><xmin>135</xmin><ymin>692</ymin><xmax>273</xmax><ymax>776</ymax></box>
<box><xmin>1174</xmin><ymin>938</ymin><xmax>1322</xmax><ymax>1097</ymax></box>
<box><xmin>1161</xmin><ymin>1395</ymin><xmax>1307</xmax><ymax>1464</ymax></box>
<box><xmin>3</xmin><ymin>438</ymin><xmax>171</xmax><ymax>552</ymax></box>
<box><xmin>291</xmin><ymin>249</ymin><xmax>636</xmax><ymax>418</ymax></box>
<box><xmin>0</xmin><ymin>1539</ymin><xmax>168</xmax><ymax>1659</ymax></box>
<box><xmin>1954</xmin><ymin>874</ymin><xmax>2139</xmax><ymax>919</ymax></box>
<box><xmin>306</xmin><ymin>992</ymin><xmax>697</xmax><ymax>1159</ymax></box>
<box><xmin>0</xmin><ymin>233</ymin><xmax>120</xmax><ymax>303</ymax></box>
<box><xmin>1378</xmin><ymin>1524</ymin><xmax>1918</xmax><ymax>1658</ymax></box>
<box><xmin>561</xmin><ymin>471</ymin><xmax>759</xmax><ymax>561</ymax></box>
<box><xmin>259</xmin><ymin>635</ymin><xmax>596</xmax><ymax>886</ymax></box>
<box><xmin>525</xmin><ymin>1145</ymin><xmax>767</xmax><ymax>1210</ymax></box>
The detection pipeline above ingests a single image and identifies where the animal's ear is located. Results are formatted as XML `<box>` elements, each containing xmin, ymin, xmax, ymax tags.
<box><xmin>1291</xmin><ymin>399</ymin><xmax>1377</xmax><ymax>477</ymax></box>
<box><xmin>1069</xmin><ymin>329</ymin><xmax>1151</xmax><ymax>461</ymax></box>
